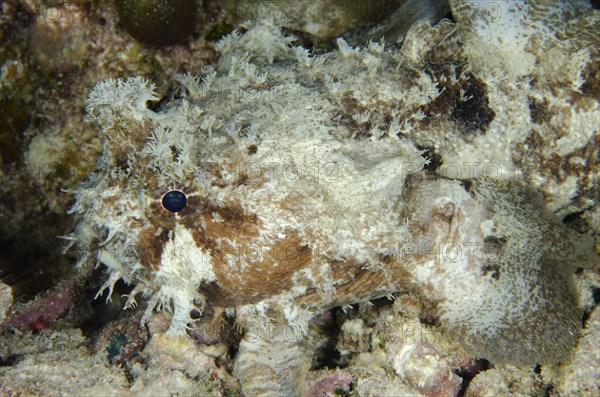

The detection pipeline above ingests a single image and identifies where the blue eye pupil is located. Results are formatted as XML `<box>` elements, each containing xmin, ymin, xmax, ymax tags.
<box><xmin>162</xmin><ymin>190</ymin><xmax>187</xmax><ymax>212</ymax></box>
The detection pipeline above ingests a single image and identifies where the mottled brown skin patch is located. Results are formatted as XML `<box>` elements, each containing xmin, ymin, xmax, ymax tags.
<box><xmin>296</xmin><ymin>256</ymin><xmax>420</xmax><ymax>310</ymax></box>
<box><xmin>191</xmin><ymin>203</ymin><xmax>313</xmax><ymax>306</ymax></box>
<box><xmin>148</xmin><ymin>199</ymin><xmax>177</xmax><ymax>224</ymax></box>
<box><xmin>176</xmin><ymin>193</ymin><xmax>202</xmax><ymax>218</ymax></box>
<box><xmin>429</xmin><ymin>25</ymin><xmax>464</xmax><ymax>64</ymax></box>
<box><xmin>189</xmin><ymin>203</ymin><xmax>260</xmax><ymax>257</ymax></box>
<box><xmin>207</xmin><ymin>202</ymin><xmax>259</xmax><ymax>230</ymax></box>
<box><xmin>528</xmin><ymin>96</ymin><xmax>550</xmax><ymax>125</ymax></box>
<box><xmin>579</xmin><ymin>62</ymin><xmax>600</xmax><ymax>101</ymax></box>
<box><xmin>570</xmin><ymin>62</ymin><xmax>600</xmax><ymax>111</ymax></box>
<box><xmin>201</xmin><ymin>162</ymin><xmax>223</xmax><ymax>180</ymax></box>
<box><xmin>519</xmin><ymin>131</ymin><xmax>599</xmax><ymax>184</ymax></box>
<box><xmin>299</xmin><ymin>267</ymin><xmax>393</xmax><ymax>309</ymax></box>
<box><xmin>137</xmin><ymin>226</ymin><xmax>169</xmax><ymax>271</ymax></box>
<box><xmin>331</xmin><ymin>94</ymin><xmax>372</xmax><ymax>138</ymax></box>
<box><xmin>202</xmin><ymin>234</ymin><xmax>312</xmax><ymax>307</ymax></box>
<box><xmin>102</xmin><ymin>195</ymin><xmax>119</xmax><ymax>205</ymax></box>
<box><xmin>235</xmin><ymin>173</ymin><xmax>250</xmax><ymax>187</ymax></box>
<box><xmin>417</xmin><ymin>64</ymin><xmax>496</xmax><ymax>134</ymax></box>
<box><xmin>217</xmin><ymin>234</ymin><xmax>312</xmax><ymax>306</ymax></box>
<box><xmin>481</xmin><ymin>263</ymin><xmax>501</xmax><ymax>280</ymax></box>
<box><xmin>326</xmin><ymin>79</ymin><xmax>410</xmax><ymax>140</ymax></box>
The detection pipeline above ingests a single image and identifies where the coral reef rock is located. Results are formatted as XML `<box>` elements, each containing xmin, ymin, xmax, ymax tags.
<box><xmin>556</xmin><ymin>303</ymin><xmax>600</xmax><ymax>396</ymax></box>
<box><xmin>0</xmin><ymin>282</ymin><xmax>13</xmax><ymax>324</ymax></box>
<box><xmin>221</xmin><ymin>0</ymin><xmax>450</xmax><ymax>42</ymax></box>
<box><xmin>0</xmin><ymin>329</ymin><xmax>129</xmax><ymax>396</ymax></box>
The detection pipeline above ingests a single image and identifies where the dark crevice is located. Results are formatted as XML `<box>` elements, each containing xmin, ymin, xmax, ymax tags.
<box><xmin>79</xmin><ymin>277</ymin><xmax>135</xmax><ymax>337</ymax></box>
<box><xmin>147</xmin><ymin>84</ymin><xmax>183</xmax><ymax>112</ymax></box>
<box><xmin>542</xmin><ymin>384</ymin><xmax>555</xmax><ymax>397</ymax></box>
<box><xmin>313</xmin><ymin>308</ymin><xmax>343</xmax><ymax>370</ymax></box>
<box><xmin>0</xmin><ymin>214</ymin><xmax>76</xmax><ymax>301</ymax></box>
<box><xmin>314</xmin><ymin>341</ymin><xmax>342</xmax><ymax>370</ymax></box>
<box><xmin>581</xmin><ymin>287</ymin><xmax>600</xmax><ymax>326</ymax></box>
<box><xmin>461</xmin><ymin>179</ymin><xmax>473</xmax><ymax>193</ymax></box>
<box><xmin>562</xmin><ymin>210</ymin><xmax>591</xmax><ymax>234</ymax></box>
<box><xmin>0</xmin><ymin>353</ymin><xmax>19</xmax><ymax>367</ymax></box>
<box><xmin>418</xmin><ymin>145</ymin><xmax>442</xmax><ymax>173</ymax></box>
<box><xmin>455</xmin><ymin>358</ymin><xmax>492</xmax><ymax>397</ymax></box>
<box><xmin>220</xmin><ymin>315</ymin><xmax>242</xmax><ymax>376</ymax></box>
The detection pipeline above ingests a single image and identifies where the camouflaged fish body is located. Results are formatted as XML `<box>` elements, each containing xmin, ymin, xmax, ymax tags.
<box><xmin>69</xmin><ymin>1</ymin><xmax>599</xmax><ymax>394</ymax></box>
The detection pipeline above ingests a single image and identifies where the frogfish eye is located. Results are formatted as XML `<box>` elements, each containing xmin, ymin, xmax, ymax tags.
<box><xmin>162</xmin><ymin>190</ymin><xmax>187</xmax><ymax>213</ymax></box>
<box><xmin>141</xmin><ymin>182</ymin><xmax>201</xmax><ymax>228</ymax></box>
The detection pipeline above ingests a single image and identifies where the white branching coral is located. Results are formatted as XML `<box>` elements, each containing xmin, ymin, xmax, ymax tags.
<box><xmin>69</xmin><ymin>2</ymin><xmax>598</xmax><ymax>395</ymax></box>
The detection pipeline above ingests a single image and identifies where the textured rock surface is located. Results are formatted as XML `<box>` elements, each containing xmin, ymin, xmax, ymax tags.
<box><xmin>556</xmin><ymin>304</ymin><xmax>600</xmax><ymax>396</ymax></box>
<box><xmin>0</xmin><ymin>282</ymin><xmax>12</xmax><ymax>324</ymax></box>
<box><xmin>0</xmin><ymin>329</ymin><xmax>129</xmax><ymax>396</ymax></box>
<box><xmin>221</xmin><ymin>0</ymin><xmax>450</xmax><ymax>41</ymax></box>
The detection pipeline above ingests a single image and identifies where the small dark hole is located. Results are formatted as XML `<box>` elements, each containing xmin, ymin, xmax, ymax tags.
<box><xmin>455</xmin><ymin>358</ymin><xmax>492</xmax><ymax>397</ymax></box>
<box><xmin>592</xmin><ymin>287</ymin><xmax>600</xmax><ymax>306</ymax></box>
<box><xmin>582</xmin><ymin>287</ymin><xmax>600</xmax><ymax>326</ymax></box>
<box><xmin>462</xmin><ymin>179</ymin><xmax>473</xmax><ymax>193</ymax></box>
<box><xmin>0</xmin><ymin>354</ymin><xmax>18</xmax><ymax>367</ymax></box>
